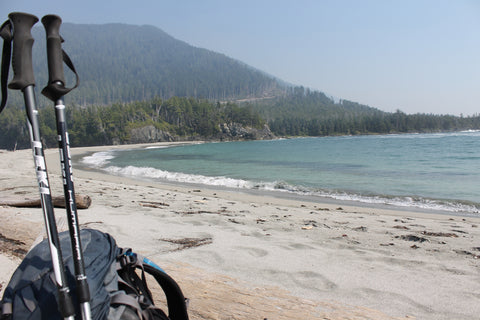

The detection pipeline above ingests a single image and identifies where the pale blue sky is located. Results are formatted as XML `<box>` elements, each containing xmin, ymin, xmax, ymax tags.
<box><xmin>2</xmin><ymin>0</ymin><xmax>479</xmax><ymax>115</ymax></box>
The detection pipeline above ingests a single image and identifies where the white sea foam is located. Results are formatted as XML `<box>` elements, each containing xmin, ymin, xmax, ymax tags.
<box><xmin>81</xmin><ymin>151</ymin><xmax>116</xmax><ymax>168</ymax></box>
<box><xmin>80</xmin><ymin>137</ymin><xmax>480</xmax><ymax>216</ymax></box>
<box><xmin>144</xmin><ymin>146</ymin><xmax>170</xmax><ymax>149</ymax></box>
<box><xmin>104</xmin><ymin>165</ymin><xmax>255</xmax><ymax>189</ymax></box>
<box><xmin>96</xmin><ymin>163</ymin><xmax>480</xmax><ymax>214</ymax></box>
<box><xmin>248</xmin><ymin>180</ymin><xmax>479</xmax><ymax>214</ymax></box>
<box><xmin>324</xmin><ymin>192</ymin><xmax>479</xmax><ymax>214</ymax></box>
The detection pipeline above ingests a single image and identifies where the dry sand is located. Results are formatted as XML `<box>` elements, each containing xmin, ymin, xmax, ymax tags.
<box><xmin>1</xmin><ymin>143</ymin><xmax>480</xmax><ymax>320</ymax></box>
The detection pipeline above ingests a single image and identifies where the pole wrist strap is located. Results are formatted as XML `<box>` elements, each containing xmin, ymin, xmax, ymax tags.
<box><xmin>0</xmin><ymin>20</ymin><xmax>12</xmax><ymax>114</ymax></box>
<box><xmin>41</xmin><ymin>49</ymin><xmax>79</xmax><ymax>102</ymax></box>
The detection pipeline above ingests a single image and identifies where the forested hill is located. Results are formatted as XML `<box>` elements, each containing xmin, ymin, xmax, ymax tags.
<box><xmin>2</xmin><ymin>22</ymin><xmax>479</xmax><ymax>150</ymax></box>
<box><xmin>26</xmin><ymin>22</ymin><xmax>284</xmax><ymax>106</ymax></box>
<box><xmin>251</xmin><ymin>87</ymin><xmax>480</xmax><ymax>136</ymax></box>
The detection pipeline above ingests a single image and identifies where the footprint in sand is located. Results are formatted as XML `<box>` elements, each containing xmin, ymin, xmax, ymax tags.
<box><xmin>288</xmin><ymin>242</ymin><xmax>316</xmax><ymax>250</ymax></box>
<box><xmin>265</xmin><ymin>270</ymin><xmax>337</xmax><ymax>291</ymax></box>
<box><xmin>235</xmin><ymin>246</ymin><xmax>269</xmax><ymax>258</ymax></box>
<box><xmin>188</xmin><ymin>250</ymin><xmax>224</xmax><ymax>265</ymax></box>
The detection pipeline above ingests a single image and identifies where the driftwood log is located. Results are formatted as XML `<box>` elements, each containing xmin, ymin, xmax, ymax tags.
<box><xmin>0</xmin><ymin>194</ymin><xmax>92</xmax><ymax>209</ymax></box>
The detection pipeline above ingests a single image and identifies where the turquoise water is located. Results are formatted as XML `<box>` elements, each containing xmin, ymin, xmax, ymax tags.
<box><xmin>81</xmin><ymin>131</ymin><xmax>480</xmax><ymax>214</ymax></box>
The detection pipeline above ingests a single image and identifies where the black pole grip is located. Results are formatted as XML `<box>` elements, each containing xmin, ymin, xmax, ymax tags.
<box><xmin>7</xmin><ymin>12</ymin><xmax>38</xmax><ymax>90</ymax></box>
<box><xmin>42</xmin><ymin>14</ymin><xmax>65</xmax><ymax>86</ymax></box>
<box><xmin>41</xmin><ymin>14</ymin><xmax>78</xmax><ymax>102</ymax></box>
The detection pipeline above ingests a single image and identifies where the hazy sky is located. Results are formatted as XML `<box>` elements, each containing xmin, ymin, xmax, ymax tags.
<box><xmin>2</xmin><ymin>0</ymin><xmax>479</xmax><ymax>115</ymax></box>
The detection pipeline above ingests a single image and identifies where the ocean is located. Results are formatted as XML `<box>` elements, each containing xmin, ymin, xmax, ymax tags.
<box><xmin>80</xmin><ymin>131</ymin><xmax>480</xmax><ymax>215</ymax></box>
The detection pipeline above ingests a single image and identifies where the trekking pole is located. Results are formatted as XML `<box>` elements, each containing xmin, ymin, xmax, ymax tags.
<box><xmin>6</xmin><ymin>12</ymin><xmax>75</xmax><ymax>320</ymax></box>
<box><xmin>41</xmin><ymin>14</ymin><xmax>91</xmax><ymax>320</ymax></box>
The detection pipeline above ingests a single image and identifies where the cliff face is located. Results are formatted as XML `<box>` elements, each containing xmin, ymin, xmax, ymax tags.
<box><xmin>127</xmin><ymin>123</ymin><xmax>275</xmax><ymax>144</ymax></box>
<box><xmin>217</xmin><ymin>123</ymin><xmax>276</xmax><ymax>141</ymax></box>
<box><xmin>127</xmin><ymin>126</ymin><xmax>177</xmax><ymax>144</ymax></box>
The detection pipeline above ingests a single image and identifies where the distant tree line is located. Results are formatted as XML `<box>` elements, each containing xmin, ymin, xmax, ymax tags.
<box><xmin>267</xmin><ymin>111</ymin><xmax>480</xmax><ymax>136</ymax></box>
<box><xmin>2</xmin><ymin>90</ymin><xmax>479</xmax><ymax>150</ymax></box>
<box><xmin>0</xmin><ymin>97</ymin><xmax>265</xmax><ymax>150</ymax></box>
<box><xmin>252</xmin><ymin>87</ymin><xmax>480</xmax><ymax>136</ymax></box>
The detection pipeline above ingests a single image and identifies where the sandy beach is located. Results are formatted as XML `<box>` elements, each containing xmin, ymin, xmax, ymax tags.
<box><xmin>1</xmin><ymin>143</ymin><xmax>480</xmax><ymax>320</ymax></box>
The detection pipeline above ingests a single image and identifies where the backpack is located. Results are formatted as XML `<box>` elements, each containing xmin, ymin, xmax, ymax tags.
<box><xmin>0</xmin><ymin>229</ymin><xmax>189</xmax><ymax>320</ymax></box>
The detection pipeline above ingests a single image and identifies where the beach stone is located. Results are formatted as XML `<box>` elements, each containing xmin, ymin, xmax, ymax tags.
<box><xmin>397</xmin><ymin>235</ymin><xmax>429</xmax><ymax>243</ymax></box>
<box><xmin>353</xmin><ymin>226</ymin><xmax>367</xmax><ymax>232</ymax></box>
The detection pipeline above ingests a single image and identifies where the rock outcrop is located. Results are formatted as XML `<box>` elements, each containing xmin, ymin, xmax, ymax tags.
<box><xmin>128</xmin><ymin>125</ymin><xmax>177</xmax><ymax>143</ymax></box>
<box><xmin>218</xmin><ymin>123</ymin><xmax>275</xmax><ymax>141</ymax></box>
<box><xmin>126</xmin><ymin>123</ymin><xmax>275</xmax><ymax>144</ymax></box>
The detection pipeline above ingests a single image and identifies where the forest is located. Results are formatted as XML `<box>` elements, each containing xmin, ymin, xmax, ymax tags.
<box><xmin>0</xmin><ymin>97</ymin><xmax>265</xmax><ymax>150</ymax></box>
<box><xmin>19</xmin><ymin>23</ymin><xmax>284</xmax><ymax>109</ymax></box>
<box><xmin>1</xmin><ymin>23</ymin><xmax>478</xmax><ymax>150</ymax></box>
<box><xmin>252</xmin><ymin>87</ymin><xmax>480</xmax><ymax>136</ymax></box>
<box><xmin>1</xmin><ymin>88</ymin><xmax>479</xmax><ymax>150</ymax></box>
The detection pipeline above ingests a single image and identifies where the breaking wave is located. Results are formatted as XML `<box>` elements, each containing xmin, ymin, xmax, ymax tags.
<box><xmin>81</xmin><ymin>150</ymin><xmax>480</xmax><ymax>215</ymax></box>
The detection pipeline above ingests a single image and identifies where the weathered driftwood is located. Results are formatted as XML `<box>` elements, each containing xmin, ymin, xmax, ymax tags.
<box><xmin>139</xmin><ymin>201</ymin><xmax>169</xmax><ymax>208</ymax></box>
<box><xmin>0</xmin><ymin>194</ymin><xmax>91</xmax><ymax>209</ymax></box>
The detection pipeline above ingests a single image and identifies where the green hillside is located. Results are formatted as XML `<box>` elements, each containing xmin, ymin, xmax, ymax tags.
<box><xmin>1</xmin><ymin>23</ymin><xmax>479</xmax><ymax>150</ymax></box>
<box><xmin>250</xmin><ymin>87</ymin><xmax>480</xmax><ymax>136</ymax></box>
<box><xmin>27</xmin><ymin>23</ymin><xmax>284</xmax><ymax>107</ymax></box>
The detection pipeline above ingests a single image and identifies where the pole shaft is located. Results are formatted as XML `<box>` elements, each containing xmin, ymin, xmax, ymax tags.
<box><xmin>23</xmin><ymin>85</ymin><xmax>75</xmax><ymax>320</ymax></box>
<box><xmin>55</xmin><ymin>97</ymin><xmax>92</xmax><ymax>319</ymax></box>
<box><xmin>41</xmin><ymin>14</ymin><xmax>91</xmax><ymax>319</ymax></box>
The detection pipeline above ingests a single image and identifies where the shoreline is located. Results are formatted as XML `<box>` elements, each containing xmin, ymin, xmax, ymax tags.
<box><xmin>1</xmin><ymin>144</ymin><xmax>480</xmax><ymax>319</ymax></box>
<box><xmin>71</xmin><ymin>141</ymin><xmax>478</xmax><ymax>219</ymax></box>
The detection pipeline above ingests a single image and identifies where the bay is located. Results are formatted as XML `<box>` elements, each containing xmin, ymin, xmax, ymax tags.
<box><xmin>81</xmin><ymin>131</ymin><xmax>480</xmax><ymax>214</ymax></box>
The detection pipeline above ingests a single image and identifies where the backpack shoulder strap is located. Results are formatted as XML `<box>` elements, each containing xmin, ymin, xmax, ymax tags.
<box><xmin>117</xmin><ymin>250</ymin><xmax>189</xmax><ymax>320</ymax></box>
<box><xmin>140</xmin><ymin>256</ymin><xmax>189</xmax><ymax>320</ymax></box>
